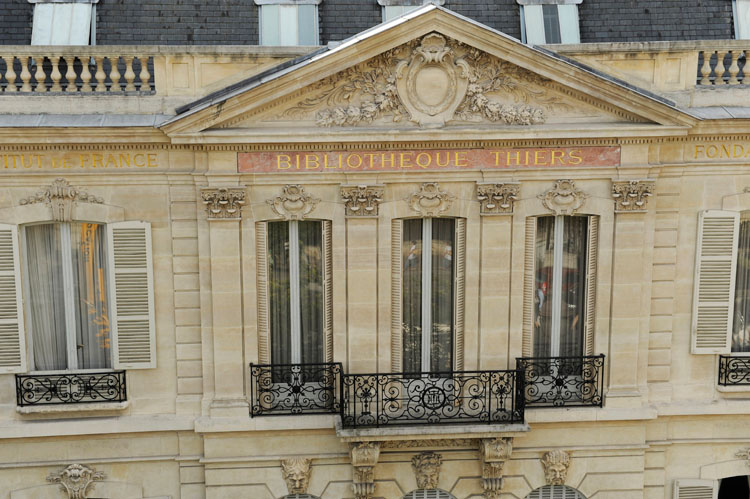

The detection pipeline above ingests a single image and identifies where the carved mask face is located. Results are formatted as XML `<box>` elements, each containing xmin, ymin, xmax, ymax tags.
<box><xmin>285</xmin><ymin>470</ymin><xmax>309</xmax><ymax>494</ymax></box>
<box><xmin>545</xmin><ymin>463</ymin><xmax>567</xmax><ymax>485</ymax></box>
<box><xmin>416</xmin><ymin>463</ymin><xmax>439</xmax><ymax>489</ymax></box>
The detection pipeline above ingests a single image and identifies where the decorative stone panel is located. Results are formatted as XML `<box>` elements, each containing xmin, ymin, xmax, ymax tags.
<box><xmin>267</xmin><ymin>184</ymin><xmax>320</xmax><ymax>220</ymax></box>
<box><xmin>47</xmin><ymin>464</ymin><xmax>106</xmax><ymax>499</ymax></box>
<box><xmin>412</xmin><ymin>452</ymin><xmax>442</xmax><ymax>489</ymax></box>
<box><xmin>541</xmin><ymin>450</ymin><xmax>571</xmax><ymax>485</ymax></box>
<box><xmin>350</xmin><ymin>442</ymin><xmax>381</xmax><ymax>499</ymax></box>
<box><xmin>480</xmin><ymin>437</ymin><xmax>513</xmax><ymax>499</ymax></box>
<box><xmin>408</xmin><ymin>182</ymin><xmax>455</xmax><ymax>216</ymax></box>
<box><xmin>341</xmin><ymin>184</ymin><xmax>384</xmax><ymax>217</ymax></box>
<box><xmin>201</xmin><ymin>186</ymin><xmax>246</xmax><ymax>220</ymax></box>
<box><xmin>476</xmin><ymin>182</ymin><xmax>520</xmax><ymax>215</ymax></box>
<box><xmin>611</xmin><ymin>179</ymin><xmax>655</xmax><ymax>212</ymax></box>
<box><xmin>20</xmin><ymin>178</ymin><xmax>103</xmax><ymax>222</ymax></box>
<box><xmin>281</xmin><ymin>457</ymin><xmax>313</xmax><ymax>495</ymax></box>
<box><xmin>538</xmin><ymin>179</ymin><xmax>588</xmax><ymax>215</ymax></box>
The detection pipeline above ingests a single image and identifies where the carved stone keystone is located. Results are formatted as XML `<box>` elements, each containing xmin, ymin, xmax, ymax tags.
<box><xmin>20</xmin><ymin>178</ymin><xmax>103</xmax><ymax>222</ymax></box>
<box><xmin>539</xmin><ymin>179</ymin><xmax>588</xmax><ymax>216</ymax></box>
<box><xmin>408</xmin><ymin>182</ymin><xmax>455</xmax><ymax>217</ymax></box>
<box><xmin>201</xmin><ymin>187</ymin><xmax>246</xmax><ymax>220</ymax></box>
<box><xmin>480</xmin><ymin>437</ymin><xmax>513</xmax><ymax>499</ymax></box>
<box><xmin>541</xmin><ymin>450</ymin><xmax>571</xmax><ymax>485</ymax></box>
<box><xmin>341</xmin><ymin>184</ymin><xmax>384</xmax><ymax>217</ymax></box>
<box><xmin>351</xmin><ymin>441</ymin><xmax>381</xmax><ymax>499</ymax></box>
<box><xmin>268</xmin><ymin>184</ymin><xmax>320</xmax><ymax>220</ymax></box>
<box><xmin>281</xmin><ymin>457</ymin><xmax>313</xmax><ymax>495</ymax></box>
<box><xmin>737</xmin><ymin>447</ymin><xmax>750</xmax><ymax>466</ymax></box>
<box><xmin>476</xmin><ymin>182</ymin><xmax>520</xmax><ymax>215</ymax></box>
<box><xmin>47</xmin><ymin>463</ymin><xmax>106</xmax><ymax>499</ymax></box>
<box><xmin>412</xmin><ymin>452</ymin><xmax>442</xmax><ymax>489</ymax></box>
<box><xmin>611</xmin><ymin>179</ymin><xmax>655</xmax><ymax>212</ymax></box>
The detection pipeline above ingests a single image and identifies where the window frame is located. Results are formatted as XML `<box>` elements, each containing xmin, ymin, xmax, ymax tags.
<box><xmin>517</xmin><ymin>0</ymin><xmax>582</xmax><ymax>45</ymax></box>
<box><xmin>28</xmin><ymin>0</ymin><xmax>99</xmax><ymax>46</ymax></box>
<box><xmin>735</xmin><ymin>0</ymin><xmax>750</xmax><ymax>40</ymax></box>
<box><xmin>377</xmin><ymin>0</ymin><xmax>444</xmax><ymax>23</ymax></box>
<box><xmin>254</xmin><ymin>0</ymin><xmax>321</xmax><ymax>46</ymax></box>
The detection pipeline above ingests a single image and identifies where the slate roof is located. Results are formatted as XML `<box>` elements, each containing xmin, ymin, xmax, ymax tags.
<box><xmin>0</xmin><ymin>0</ymin><xmax>735</xmax><ymax>46</ymax></box>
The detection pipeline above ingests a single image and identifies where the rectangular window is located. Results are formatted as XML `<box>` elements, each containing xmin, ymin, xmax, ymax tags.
<box><xmin>260</xmin><ymin>4</ymin><xmax>318</xmax><ymax>46</ymax></box>
<box><xmin>31</xmin><ymin>2</ymin><xmax>95</xmax><ymax>45</ymax></box>
<box><xmin>735</xmin><ymin>0</ymin><xmax>750</xmax><ymax>39</ymax></box>
<box><xmin>521</xmin><ymin>4</ymin><xmax>580</xmax><ymax>44</ymax></box>
<box><xmin>402</xmin><ymin>218</ymin><xmax>454</xmax><ymax>373</ymax></box>
<box><xmin>382</xmin><ymin>5</ymin><xmax>418</xmax><ymax>22</ymax></box>
<box><xmin>268</xmin><ymin>220</ymin><xmax>325</xmax><ymax>365</ymax></box>
<box><xmin>24</xmin><ymin>223</ymin><xmax>110</xmax><ymax>371</ymax></box>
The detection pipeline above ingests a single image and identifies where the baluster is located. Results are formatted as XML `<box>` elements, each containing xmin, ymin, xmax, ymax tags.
<box><xmin>109</xmin><ymin>55</ymin><xmax>121</xmax><ymax>91</ymax></box>
<box><xmin>123</xmin><ymin>56</ymin><xmax>136</xmax><ymax>91</ymax></box>
<box><xmin>50</xmin><ymin>55</ymin><xmax>62</xmax><ymax>92</ymax></box>
<box><xmin>4</xmin><ymin>55</ymin><xmax>17</xmax><ymax>92</ymax></box>
<box><xmin>64</xmin><ymin>55</ymin><xmax>76</xmax><ymax>92</ymax></box>
<box><xmin>34</xmin><ymin>56</ymin><xmax>47</xmax><ymax>92</ymax></box>
<box><xmin>699</xmin><ymin>51</ymin><xmax>712</xmax><ymax>85</ymax></box>
<box><xmin>139</xmin><ymin>56</ymin><xmax>151</xmax><ymax>91</ymax></box>
<box><xmin>93</xmin><ymin>56</ymin><xmax>106</xmax><ymax>92</ymax></box>
<box><xmin>743</xmin><ymin>51</ymin><xmax>750</xmax><ymax>85</ymax></box>
<box><xmin>714</xmin><ymin>50</ymin><xmax>727</xmax><ymax>85</ymax></box>
<box><xmin>80</xmin><ymin>56</ymin><xmax>92</xmax><ymax>92</ymax></box>
<box><xmin>19</xmin><ymin>57</ymin><xmax>31</xmax><ymax>92</ymax></box>
<box><xmin>728</xmin><ymin>50</ymin><xmax>740</xmax><ymax>85</ymax></box>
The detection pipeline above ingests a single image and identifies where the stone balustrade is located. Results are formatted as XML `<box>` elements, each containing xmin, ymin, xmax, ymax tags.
<box><xmin>697</xmin><ymin>48</ymin><xmax>747</xmax><ymax>86</ymax></box>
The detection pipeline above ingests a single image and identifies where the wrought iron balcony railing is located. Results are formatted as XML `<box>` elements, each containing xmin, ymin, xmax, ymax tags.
<box><xmin>517</xmin><ymin>355</ymin><xmax>605</xmax><ymax>408</ymax></box>
<box><xmin>15</xmin><ymin>371</ymin><xmax>127</xmax><ymax>407</ymax></box>
<box><xmin>718</xmin><ymin>355</ymin><xmax>750</xmax><ymax>385</ymax></box>
<box><xmin>341</xmin><ymin>369</ymin><xmax>525</xmax><ymax>428</ymax></box>
<box><xmin>250</xmin><ymin>362</ymin><xmax>342</xmax><ymax>417</ymax></box>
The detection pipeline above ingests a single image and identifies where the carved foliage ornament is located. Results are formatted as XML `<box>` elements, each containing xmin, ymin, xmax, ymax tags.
<box><xmin>281</xmin><ymin>457</ymin><xmax>312</xmax><ymax>495</ymax></box>
<box><xmin>611</xmin><ymin>179</ymin><xmax>655</xmax><ymax>212</ymax></box>
<box><xmin>268</xmin><ymin>184</ymin><xmax>320</xmax><ymax>220</ymax></box>
<box><xmin>737</xmin><ymin>447</ymin><xmax>750</xmax><ymax>466</ymax></box>
<box><xmin>541</xmin><ymin>450</ymin><xmax>571</xmax><ymax>485</ymax></box>
<box><xmin>351</xmin><ymin>442</ymin><xmax>380</xmax><ymax>499</ymax></box>
<box><xmin>477</xmin><ymin>182</ymin><xmax>519</xmax><ymax>215</ymax></box>
<box><xmin>409</xmin><ymin>182</ymin><xmax>455</xmax><ymax>217</ymax></box>
<box><xmin>341</xmin><ymin>184</ymin><xmax>384</xmax><ymax>217</ymax></box>
<box><xmin>201</xmin><ymin>187</ymin><xmax>246</xmax><ymax>220</ymax></box>
<box><xmin>20</xmin><ymin>178</ymin><xmax>103</xmax><ymax>222</ymax></box>
<box><xmin>480</xmin><ymin>438</ymin><xmax>513</xmax><ymax>499</ymax></box>
<box><xmin>412</xmin><ymin>452</ymin><xmax>443</xmax><ymax>489</ymax></box>
<box><xmin>539</xmin><ymin>179</ymin><xmax>588</xmax><ymax>216</ymax></box>
<box><xmin>47</xmin><ymin>464</ymin><xmax>106</xmax><ymax>499</ymax></box>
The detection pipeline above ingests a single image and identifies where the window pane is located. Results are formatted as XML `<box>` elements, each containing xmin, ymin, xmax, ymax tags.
<box><xmin>559</xmin><ymin>217</ymin><xmax>587</xmax><ymax>357</ymax></box>
<box><xmin>279</xmin><ymin>5</ymin><xmax>299</xmax><ymax>46</ymax></box>
<box><xmin>403</xmin><ymin>219</ymin><xmax>423</xmax><ymax>372</ymax></box>
<box><xmin>260</xmin><ymin>5</ymin><xmax>281</xmax><ymax>46</ymax></box>
<box><xmin>298</xmin><ymin>221</ymin><xmax>324</xmax><ymax>363</ymax></box>
<box><xmin>737</xmin><ymin>0</ymin><xmax>750</xmax><ymax>39</ymax></box>
<box><xmin>733</xmin><ymin>218</ymin><xmax>750</xmax><ymax>351</ymax></box>
<box><xmin>269</xmin><ymin>222</ymin><xmax>292</xmax><ymax>364</ymax></box>
<box><xmin>542</xmin><ymin>5</ymin><xmax>562</xmax><ymax>44</ymax></box>
<box><xmin>71</xmin><ymin>223</ymin><xmax>110</xmax><ymax>369</ymax></box>
<box><xmin>25</xmin><ymin>224</ymin><xmax>68</xmax><ymax>370</ymax></box>
<box><xmin>534</xmin><ymin>217</ymin><xmax>555</xmax><ymax>357</ymax></box>
<box><xmin>521</xmin><ymin>5</ymin><xmax>546</xmax><ymax>45</ymax></box>
<box><xmin>297</xmin><ymin>5</ymin><xmax>317</xmax><ymax>45</ymax></box>
<box><xmin>430</xmin><ymin>218</ymin><xmax>454</xmax><ymax>372</ymax></box>
<box><xmin>557</xmin><ymin>4</ymin><xmax>580</xmax><ymax>43</ymax></box>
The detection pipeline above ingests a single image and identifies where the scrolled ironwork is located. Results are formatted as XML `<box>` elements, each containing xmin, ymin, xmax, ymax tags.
<box><xmin>250</xmin><ymin>363</ymin><xmax>342</xmax><ymax>416</ymax></box>
<box><xmin>517</xmin><ymin>355</ymin><xmax>605</xmax><ymax>408</ymax></box>
<box><xmin>718</xmin><ymin>355</ymin><xmax>750</xmax><ymax>385</ymax></box>
<box><xmin>341</xmin><ymin>369</ymin><xmax>524</xmax><ymax>428</ymax></box>
<box><xmin>15</xmin><ymin>371</ymin><xmax>126</xmax><ymax>406</ymax></box>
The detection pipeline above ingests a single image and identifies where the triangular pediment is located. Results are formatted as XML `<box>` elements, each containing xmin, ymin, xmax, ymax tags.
<box><xmin>161</xmin><ymin>6</ymin><xmax>696</xmax><ymax>140</ymax></box>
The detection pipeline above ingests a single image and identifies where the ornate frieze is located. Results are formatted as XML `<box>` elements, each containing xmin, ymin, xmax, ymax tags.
<box><xmin>541</xmin><ymin>450</ymin><xmax>571</xmax><ymax>485</ymax></box>
<box><xmin>281</xmin><ymin>457</ymin><xmax>313</xmax><ymax>495</ymax></box>
<box><xmin>539</xmin><ymin>179</ymin><xmax>588</xmax><ymax>215</ymax></box>
<box><xmin>268</xmin><ymin>184</ymin><xmax>320</xmax><ymax>220</ymax></box>
<box><xmin>476</xmin><ymin>182</ymin><xmax>520</xmax><ymax>215</ymax></box>
<box><xmin>412</xmin><ymin>452</ymin><xmax>443</xmax><ymax>489</ymax></box>
<box><xmin>408</xmin><ymin>182</ymin><xmax>455</xmax><ymax>216</ymax></box>
<box><xmin>480</xmin><ymin>437</ymin><xmax>513</xmax><ymax>499</ymax></box>
<box><xmin>341</xmin><ymin>184</ymin><xmax>384</xmax><ymax>217</ymax></box>
<box><xmin>380</xmin><ymin>438</ymin><xmax>477</xmax><ymax>449</ymax></box>
<box><xmin>351</xmin><ymin>442</ymin><xmax>381</xmax><ymax>499</ymax></box>
<box><xmin>20</xmin><ymin>178</ymin><xmax>103</xmax><ymax>222</ymax></box>
<box><xmin>201</xmin><ymin>187</ymin><xmax>246</xmax><ymax>220</ymax></box>
<box><xmin>47</xmin><ymin>464</ymin><xmax>106</xmax><ymax>499</ymax></box>
<box><xmin>611</xmin><ymin>179</ymin><xmax>655</xmax><ymax>212</ymax></box>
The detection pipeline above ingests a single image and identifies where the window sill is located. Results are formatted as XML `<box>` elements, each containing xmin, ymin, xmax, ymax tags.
<box><xmin>716</xmin><ymin>385</ymin><xmax>750</xmax><ymax>397</ymax></box>
<box><xmin>16</xmin><ymin>400</ymin><xmax>129</xmax><ymax>414</ymax></box>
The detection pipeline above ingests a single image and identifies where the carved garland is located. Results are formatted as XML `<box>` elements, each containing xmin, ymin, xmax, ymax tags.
<box><xmin>267</xmin><ymin>184</ymin><xmax>320</xmax><ymax>220</ymax></box>
<box><xmin>408</xmin><ymin>182</ymin><xmax>455</xmax><ymax>217</ymax></box>
<box><xmin>201</xmin><ymin>187</ymin><xmax>246</xmax><ymax>220</ymax></box>
<box><xmin>538</xmin><ymin>179</ymin><xmax>588</xmax><ymax>215</ymax></box>
<box><xmin>611</xmin><ymin>179</ymin><xmax>655</xmax><ymax>212</ymax></box>
<box><xmin>476</xmin><ymin>182</ymin><xmax>520</xmax><ymax>215</ymax></box>
<box><xmin>20</xmin><ymin>178</ymin><xmax>103</xmax><ymax>222</ymax></box>
<box><xmin>47</xmin><ymin>464</ymin><xmax>106</xmax><ymax>499</ymax></box>
<box><xmin>341</xmin><ymin>184</ymin><xmax>385</xmax><ymax>217</ymax></box>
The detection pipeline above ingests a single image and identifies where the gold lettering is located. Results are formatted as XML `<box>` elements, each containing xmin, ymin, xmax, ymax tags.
<box><xmin>455</xmin><ymin>151</ymin><xmax>468</xmax><ymax>167</ymax></box>
<box><xmin>323</xmin><ymin>154</ymin><xmax>337</xmax><ymax>169</ymax></box>
<box><xmin>35</xmin><ymin>155</ymin><xmax>43</xmax><ymax>169</ymax></box>
<box><xmin>735</xmin><ymin>144</ymin><xmax>744</xmax><ymax>158</ymax></box>
<box><xmin>347</xmin><ymin>154</ymin><xmax>363</xmax><ymax>169</ymax></box>
<box><xmin>551</xmin><ymin>150</ymin><xmax>565</xmax><ymax>165</ymax></box>
<box><xmin>21</xmin><ymin>155</ymin><xmax>32</xmax><ymax>169</ymax></box>
<box><xmin>79</xmin><ymin>154</ymin><xmax>89</xmax><ymax>168</ymax></box>
<box><xmin>436</xmin><ymin>152</ymin><xmax>450</xmax><ymax>167</ymax></box>
<box><xmin>694</xmin><ymin>144</ymin><xmax>705</xmax><ymax>158</ymax></box>
<box><xmin>534</xmin><ymin>150</ymin><xmax>547</xmax><ymax>165</ymax></box>
<box><xmin>707</xmin><ymin>145</ymin><xmax>718</xmax><ymax>158</ymax></box>
<box><xmin>381</xmin><ymin>153</ymin><xmax>395</xmax><ymax>168</ymax></box>
<box><xmin>277</xmin><ymin>154</ymin><xmax>292</xmax><ymax>169</ymax></box>
<box><xmin>63</xmin><ymin>157</ymin><xmax>72</xmax><ymax>169</ymax></box>
<box><xmin>133</xmin><ymin>154</ymin><xmax>146</xmax><ymax>167</ymax></box>
<box><xmin>305</xmin><ymin>154</ymin><xmax>320</xmax><ymax>170</ymax></box>
<box><xmin>568</xmin><ymin>150</ymin><xmax>583</xmax><ymax>165</ymax></box>
<box><xmin>364</xmin><ymin>153</ymin><xmax>377</xmax><ymax>169</ymax></box>
<box><xmin>105</xmin><ymin>154</ymin><xmax>118</xmax><ymax>168</ymax></box>
<box><xmin>416</xmin><ymin>152</ymin><xmax>431</xmax><ymax>168</ymax></box>
<box><xmin>92</xmin><ymin>153</ymin><xmax>103</xmax><ymax>168</ymax></box>
<box><xmin>399</xmin><ymin>152</ymin><xmax>413</xmax><ymax>168</ymax></box>
<box><xmin>492</xmin><ymin>151</ymin><xmax>502</xmax><ymax>166</ymax></box>
<box><xmin>721</xmin><ymin>144</ymin><xmax>731</xmax><ymax>158</ymax></box>
<box><xmin>147</xmin><ymin>153</ymin><xmax>158</xmax><ymax>168</ymax></box>
<box><xmin>524</xmin><ymin>150</ymin><xmax>530</xmax><ymax>165</ymax></box>
<box><xmin>507</xmin><ymin>151</ymin><xmax>521</xmax><ymax>166</ymax></box>
<box><xmin>119</xmin><ymin>153</ymin><xmax>131</xmax><ymax>168</ymax></box>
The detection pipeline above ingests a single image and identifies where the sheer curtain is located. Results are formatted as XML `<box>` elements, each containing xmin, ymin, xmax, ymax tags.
<box><xmin>733</xmin><ymin>218</ymin><xmax>750</xmax><ymax>352</ymax></box>
<box><xmin>298</xmin><ymin>221</ymin><xmax>324</xmax><ymax>364</ymax></box>
<box><xmin>25</xmin><ymin>224</ymin><xmax>67</xmax><ymax>371</ymax></box>
<box><xmin>430</xmin><ymin>218</ymin><xmax>454</xmax><ymax>372</ymax></box>
<box><xmin>269</xmin><ymin>222</ymin><xmax>292</xmax><ymax>365</ymax></box>
<box><xmin>402</xmin><ymin>219</ymin><xmax>423</xmax><ymax>373</ymax></box>
<box><xmin>533</xmin><ymin>217</ymin><xmax>555</xmax><ymax>358</ymax></box>
<box><xmin>559</xmin><ymin>217</ymin><xmax>587</xmax><ymax>358</ymax></box>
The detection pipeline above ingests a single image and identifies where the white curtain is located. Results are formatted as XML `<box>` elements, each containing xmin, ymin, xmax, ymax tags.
<box><xmin>733</xmin><ymin>218</ymin><xmax>750</xmax><ymax>352</ymax></box>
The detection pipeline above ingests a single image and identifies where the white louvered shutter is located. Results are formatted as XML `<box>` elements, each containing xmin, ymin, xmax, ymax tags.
<box><xmin>0</xmin><ymin>224</ymin><xmax>26</xmax><ymax>373</ymax></box>
<box><xmin>453</xmin><ymin>218</ymin><xmax>466</xmax><ymax>372</ymax></box>
<box><xmin>391</xmin><ymin>218</ymin><xmax>403</xmax><ymax>373</ymax></box>
<box><xmin>322</xmin><ymin>220</ymin><xmax>333</xmax><ymax>363</ymax></box>
<box><xmin>108</xmin><ymin>221</ymin><xmax>156</xmax><ymax>369</ymax></box>
<box><xmin>674</xmin><ymin>479</ymin><xmax>717</xmax><ymax>499</ymax></box>
<box><xmin>691</xmin><ymin>211</ymin><xmax>739</xmax><ymax>354</ymax></box>
<box><xmin>584</xmin><ymin>216</ymin><xmax>599</xmax><ymax>356</ymax></box>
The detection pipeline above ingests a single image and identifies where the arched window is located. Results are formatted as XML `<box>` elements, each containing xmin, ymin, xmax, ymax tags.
<box><xmin>403</xmin><ymin>489</ymin><xmax>457</xmax><ymax>499</ymax></box>
<box><xmin>281</xmin><ymin>495</ymin><xmax>320</xmax><ymax>499</ymax></box>
<box><xmin>526</xmin><ymin>485</ymin><xmax>587</xmax><ymax>499</ymax></box>
<box><xmin>718</xmin><ymin>475</ymin><xmax>750</xmax><ymax>498</ymax></box>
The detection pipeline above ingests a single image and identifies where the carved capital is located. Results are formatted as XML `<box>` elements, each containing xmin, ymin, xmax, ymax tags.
<box><xmin>47</xmin><ymin>464</ymin><xmax>106</xmax><ymax>499</ymax></box>
<box><xmin>480</xmin><ymin>438</ymin><xmax>513</xmax><ymax>499</ymax></box>
<box><xmin>20</xmin><ymin>178</ymin><xmax>103</xmax><ymax>222</ymax></box>
<box><xmin>408</xmin><ymin>182</ymin><xmax>455</xmax><ymax>217</ymax></box>
<box><xmin>477</xmin><ymin>182</ymin><xmax>519</xmax><ymax>215</ymax></box>
<box><xmin>538</xmin><ymin>179</ymin><xmax>588</xmax><ymax>215</ymax></box>
<box><xmin>541</xmin><ymin>450</ymin><xmax>571</xmax><ymax>485</ymax></box>
<box><xmin>351</xmin><ymin>442</ymin><xmax>380</xmax><ymax>499</ymax></box>
<box><xmin>341</xmin><ymin>184</ymin><xmax>384</xmax><ymax>217</ymax></box>
<box><xmin>412</xmin><ymin>452</ymin><xmax>442</xmax><ymax>489</ymax></box>
<box><xmin>268</xmin><ymin>184</ymin><xmax>320</xmax><ymax>220</ymax></box>
<box><xmin>611</xmin><ymin>179</ymin><xmax>655</xmax><ymax>213</ymax></box>
<box><xmin>281</xmin><ymin>457</ymin><xmax>312</xmax><ymax>495</ymax></box>
<box><xmin>201</xmin><ymin>187</ymin><xmax>246</xmax><ymax>220</ymax></box>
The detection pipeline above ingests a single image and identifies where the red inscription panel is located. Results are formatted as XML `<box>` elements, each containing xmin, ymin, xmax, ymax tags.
<box><xmin>238</xmin><ymin>147</ymin><xmax>620</xmax><ymax>173</ymax></box>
